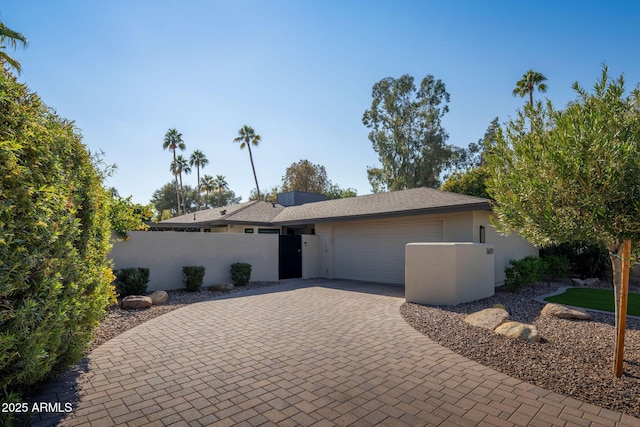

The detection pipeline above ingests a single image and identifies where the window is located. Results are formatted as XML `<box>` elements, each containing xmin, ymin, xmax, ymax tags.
<box><xmin>479</xmin><ymin>226</ymin><xmax>486</xmax><ymax>243</ymax></box>
<box><xmin>258</xmin><ymin>228</ymin><xmax>279</xmax><ymax>234</ymax></box>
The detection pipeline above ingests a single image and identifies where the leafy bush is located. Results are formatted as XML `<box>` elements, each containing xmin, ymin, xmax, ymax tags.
<box><xmin>0</xmin><ymin>72</ymin><xmax>116</xmax><ymax>407</ymax></box>
<box><xmin>541</xmin><ymin>255</ymin><xmax>569</xmax><ymax>279</ymax></box>
<box><xmin>113</xmin><ymin>268</ymin><xmax>150</xmax><ymax>296</ymax></box>
<box><xmin>183</xmin><ymin>266</ymin><xmax>205</xmax><ymax>292</ymax></box>
<box><xmin>230</xmin><ymin>263</ymin><xmax>252</xmax><ymax>286</ymax></box>
<box><xmin>504</xmin><ymin>256</ymin><xmax>546</xmax><ymax>291</ymax></box>
<box><xmin>540</xmin><ymin>242</ymin><xmax>611</xmax><ymax>279</ymax></box>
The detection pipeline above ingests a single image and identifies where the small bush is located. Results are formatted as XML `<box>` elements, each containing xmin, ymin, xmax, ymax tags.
<box><xmin>541</xmin><ymin>255</ymin><xmax>569</xmax><ymax>279</ymax></box>
<box><xmin>183</xmin><ymin>266</ymin><xmax>205</xmax><ymax>292</ymax></box>
<box><xmin>231</xmin><ymin>263</ymin><xmax>252</xmax><ymax>286</ymax></box>
<box><xmin>504</xmin><ymin>256</ymin><xmax>546</xmax><ymax>291</ymax></box>
<box><xmin>114</xmin><ymin>267</ymin><xmax>149</xmax><ymax>296</ymax></box>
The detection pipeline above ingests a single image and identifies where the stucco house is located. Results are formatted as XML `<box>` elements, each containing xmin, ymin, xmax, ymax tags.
<box><xmin>146</xmin><ymin>188</ymin><xmax>537</xmax><ymax>286</ymax></box>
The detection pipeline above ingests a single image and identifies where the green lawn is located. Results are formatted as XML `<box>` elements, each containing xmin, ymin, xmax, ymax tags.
<box><xmin>545</xmin><ymin>288</ymin><xmax>640</xmax><ymax>316</ymax></box>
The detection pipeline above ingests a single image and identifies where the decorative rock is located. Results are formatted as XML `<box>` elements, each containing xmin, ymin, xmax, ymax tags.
<box><xmin>464</xmin><ymin>308</ymin><xmax>510</xmax><ymax>331</ymax></box>
<box><xmin>211</xmin><ymin>283</ymin><xmax>234</xmax><ymax>291</ymax></box>
<box><xmin>494</xmin><ymin>321</ymin><xmax>541</xmax><ymax>342</ymax></box>
<box><xmin>122</xmin><ymin>295</ymin><xmax>153</xmax><ymax>310</ymax></box>
<box><xmin>541</xmin><ymin>303</ymin><xmax>591</xmax><ymax>320</ymax></box>
<box><xmin>584</xmin><ymin>278</ymin><xmax>600</xmax><ymax>287</ymax></box>
<box><xmin>571</xmin><ymin>278</ymin><xmax>586</xmax><ymax>286</ymax></box>
<box><xmin>150</xmin><ymin>290</ymin><xmax>169</xmax><ymax>305</ymax></box>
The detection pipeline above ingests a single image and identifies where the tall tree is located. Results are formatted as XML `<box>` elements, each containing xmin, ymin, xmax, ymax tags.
<box><xmin>512</xmin><ymin>69</ymin><xmax>548</xmax><ymax>106</ymax></box>
<box><xmin>0</xmin><ymin>21</ymin><xmax>28</xmax><ymax>75</ymax></box>
<box><xmin>162</xmin><ymin>128</ymin><xmax>186</xmax><ymax>214</ymax></box>
<box><xmin>151</xmin><ymin>183</ymin><xmax>198</xmax><ymax>216</ymax></box>
<box><xmin>281</xmin><ymin>159</ymin><xmax>329</xmax><ymax>193</ymax></box>
<box><xmin>233</xmin><ymin>125</ymin><xmax>262</xmax><ymax>196</ymax></box>
<box><xmin>171</xmin><ymin>155</ymin><xmax>191</xmax><ymax>214</ymax></box>
<box><xmin>200</xmin><ymin>174</ymin><xmax>215</xmax><ymax>198</ymax></box>
<box><xmin>363</xmin><ymin>74</ymin><xmax>451</xmax><ymax>191</ymax></box>
<box><xmin>486</xmin><ymin>66</ymin><xmax>640</xmax><ymax>377</ymax></box>
<box><xmin>441</xmin><ymin>117</ymin><xmax>500</xmax><ymax>198</ymax></box>
<box><xmin>213</xmin><ymin>175</ymin><xmax>229</xmax><ymax>208</ymax></box>
<box><xmin>189</xmin><ymin>150</ymin><xmax>208</xmax><ymax>209</ymax></box>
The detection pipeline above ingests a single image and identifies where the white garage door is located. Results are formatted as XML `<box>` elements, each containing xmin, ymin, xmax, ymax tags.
<box><xmin>333</xmin><ymin>220</ymin><xmax>443</xmax><ymax>284</ymax></box>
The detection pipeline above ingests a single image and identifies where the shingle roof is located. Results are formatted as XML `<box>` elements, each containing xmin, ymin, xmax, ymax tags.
<box><xmin>271</xmin><ymin>187</ymin><xmax>491</xmax><ymax>224</ymax></box>
<box><xmin>155</xmin><ymin>201</ymin><xmax>285</xmax><ymax>228</ymax></box>
<box><xmin>155</xmin><ymin>188</ymin><xmax>491</xmax><ymax>228</ymax></box>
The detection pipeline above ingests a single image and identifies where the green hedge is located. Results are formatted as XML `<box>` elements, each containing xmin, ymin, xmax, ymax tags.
<box><xmin>183</xmin><ymin>266</ymin><xmax>205</xmax><ymax>292</ymax></box>
<box><xmin>114</xmin><ymin>268</ymin><xmax>150</xmax><ymax>296</ymax></box>
<box><xmin>0</xmin><ymin>72</ymin><xmax>115</xmax><ymax>406</ymax></box>
<box><xmin>230</xmin><ymin>263</ymin><xmax>252</xmax><ymax>286</ymax></box>
<box><xmin>504</xmin><ymin>255</ymin><xmax>570</xmax><ymax>291</ymax></box>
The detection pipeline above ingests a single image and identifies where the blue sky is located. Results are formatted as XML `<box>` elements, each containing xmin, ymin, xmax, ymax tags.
<box><xmin>2</xmin><ymin>1</ymin><xmax>640</xmax><ymax>205</ymax></box>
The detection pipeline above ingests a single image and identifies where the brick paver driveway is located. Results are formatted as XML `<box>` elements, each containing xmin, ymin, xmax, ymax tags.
<box><xmin>33</xmin><ymin>280</ymin><xmax>639</xmax><ymax>426</ymax></box>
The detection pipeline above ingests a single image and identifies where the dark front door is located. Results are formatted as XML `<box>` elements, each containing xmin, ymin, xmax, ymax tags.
<box><xmin>279</xmin><ymin>235</ymin><xmax>302</xmax><ymax>279</ymax></box>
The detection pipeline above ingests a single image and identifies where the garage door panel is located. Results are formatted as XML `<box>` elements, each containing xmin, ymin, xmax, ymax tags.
<box><xmin>333</xmin><ymin>220</ymin><xmax>443</xmax><ymax>284</ymax></box>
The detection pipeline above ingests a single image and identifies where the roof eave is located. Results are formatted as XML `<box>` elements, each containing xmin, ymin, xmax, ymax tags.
<box><xmin>273</xmin><ymin>202</ymin><xmax>493</xmax><ymax>226</ymax></box>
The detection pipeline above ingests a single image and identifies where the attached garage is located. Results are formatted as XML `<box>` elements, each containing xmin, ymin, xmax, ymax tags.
<box><xmin>333</xmin><ymin>219</ymin><xmax>443</xmax><ymax>284</ymax></box>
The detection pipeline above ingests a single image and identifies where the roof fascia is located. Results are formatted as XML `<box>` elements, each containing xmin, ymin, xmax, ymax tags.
<box><xmin>273</xmin><ymin>202</ymin><xmax>493</xmax><ymax>226</ymax></box>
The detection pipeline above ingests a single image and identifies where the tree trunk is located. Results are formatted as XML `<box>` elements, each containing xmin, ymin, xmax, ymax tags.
<box><xmin>247</xmin><ymin>144</ymin><xmax>260</xmax><ymax>196</ymax></box>
<box><xmin>179</xmin><ymin>172</ymin><xmax>185</xmax><ymax>215</ymax></box>
<box><xmin>196</xmin><ymin>167</ymin><xmax>201</xmax><ymax>211</ymax></box>
<box><xmin>172</xmin><ymin>149</ymin><xmax>181</xmax><ymax>215</ymax></box>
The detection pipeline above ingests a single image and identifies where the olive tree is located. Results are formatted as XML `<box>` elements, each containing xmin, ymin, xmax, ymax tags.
<box><xmin>485</xmin><ymin>67</ymin><xmax>640</xmax><ymax>376</ymax></box>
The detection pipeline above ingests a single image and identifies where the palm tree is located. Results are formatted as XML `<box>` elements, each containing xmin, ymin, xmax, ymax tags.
<box><xmin>233</xmin><ymin>125</ymin><xmax>262</xmax><ymax>196</ymax></box>
<box><xmin>213</xmin><ymin>175</ymin><xmax>229</xmax><ymax>207</ymax></box>
<box><xmin>189</xmin><ymin>150</ymin><xmax>208</xmax><ymax>210</ymax></box>
<box><xmin>0</xmin><ymin>21</ymin><xmax>28</xmax><ymax>75</ymax></box>
<box><xmin>170</xmin><ymin>155</ymin><xmax>191</xmax><ymax>214</ymax></box>
<box><xmin>512</xmin><ymin>69</ymin><xmax>548</xmax><ymax>106</ymax></box>
<box><xmin>163</xmin><ymin>128</ymin><xmax>186</xmax><ymax>214</ymax></box>
<box><xmin>201</xmin><ymin>174</ymin><xmax>215</xmax><ymax>204</ymax></box>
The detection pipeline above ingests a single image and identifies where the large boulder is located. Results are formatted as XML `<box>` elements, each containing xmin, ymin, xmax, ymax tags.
<box><xmin>150</xmin><ymin>290</ymin><xmax>169</xmax><ymax>305</ymax></box>
<box><xmin>211</xmin><ymin>283</ymin><xmax>234</xmax><ymax>291</ymax></box>
<box><xmin>494</xmin><ymin>322</ymin><xmax>541</xmax><ymax>342</ymax></box>
<box><xmin>584</xmin><ymin>278</ymin><xmax>600</xmax><ymax>287</ymax></box>
<box><xmin>122</xmin><ymin>295</ymin><xmax>153</xmax><ymax>310</ymax></box>
<box><xmin>464</xmin><ymin>308</ymin><xmax>510</xmax><ymax>331</ymax></box>
<box><xmin>541</xmin><ymin>303</ymin><xmax>590</xmax><ymax>320</ymax></box>
<box><xmin>571</xmin><ymin>278</ymin><xmax>586</xmax><ymax>286</ymax></box>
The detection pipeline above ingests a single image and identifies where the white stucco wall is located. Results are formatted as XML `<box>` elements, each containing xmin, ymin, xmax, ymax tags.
<box><xmin>405</xmin><ymin>243</ymin><xmax>495</xmax><ymax>305</ymax></box>
<box><xmin>110</xmin><ymin>231</ymin><xmax>279</xmax><ymax>291</ymax></box>
<box><xmin>314</xmin><ymin>210</ymin><xmax>537</xmax><ymax>286</ymax></box>
<box><xmin>473</xmin><ymin>211</ymin><xmax>539</xmax><ymax>284</ymax></box>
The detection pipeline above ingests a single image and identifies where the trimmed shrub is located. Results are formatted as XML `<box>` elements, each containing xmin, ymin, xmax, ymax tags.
<box><xmin>230</xmin><ymin>263</ymin><xmax>252</xmax><ymax>286</ymax></box>
<box><xmin>504</xmin><ymin>256</ymin><xmax>546</xmax><ymax>291</ymax></box>
<box><xmin>183</xmin><ymin>266</ymin><xmax>205</xmax><ymax>292</ymax></box>
<box><xmin>0</xmin><ymin>72</ymin><xmax>116</xmax><ymax>410</ymax></box>
<box><xmin>113</xmin><ymin>268</ymin><xmax>150</xmax><ymax>296</ymax></box>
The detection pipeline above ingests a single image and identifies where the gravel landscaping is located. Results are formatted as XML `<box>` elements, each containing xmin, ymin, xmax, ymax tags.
<box><xmin>90</xmin><ymin>281</ymin><xmax>280</xmax><ymax>351</ymax></box>
<box><xmin>401</xmin><ymin>280</ymin><xmax>640</xmax><ymax>419</ymax></box>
